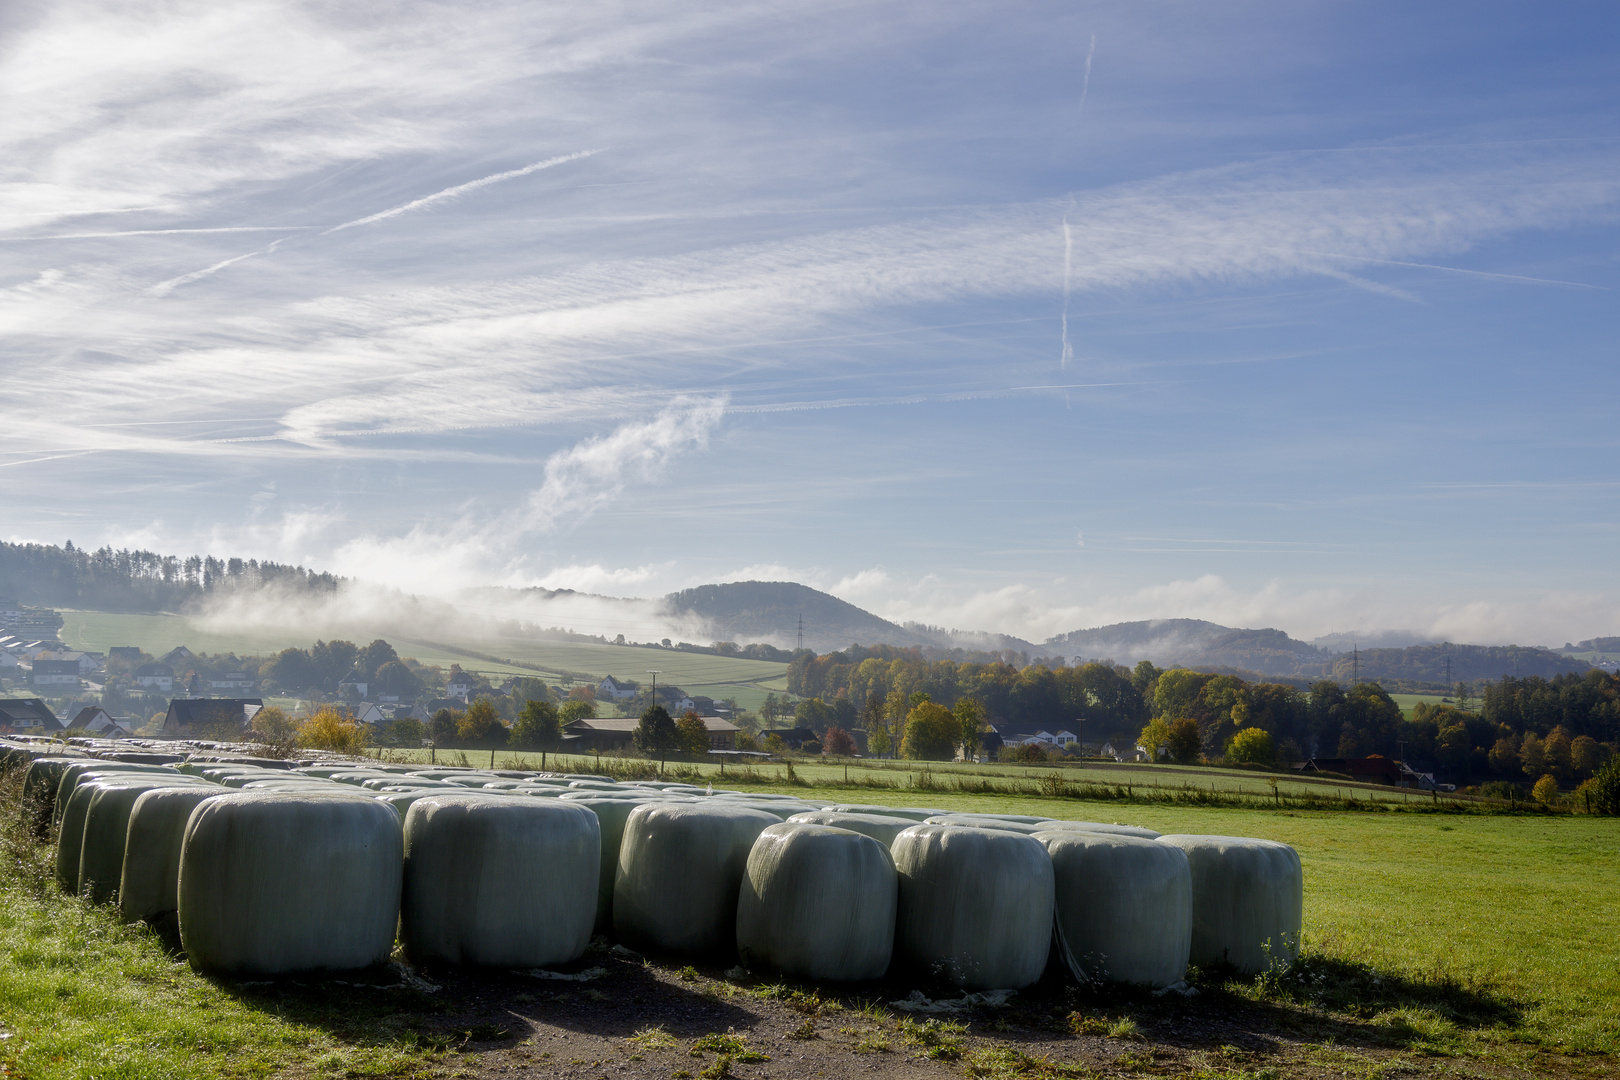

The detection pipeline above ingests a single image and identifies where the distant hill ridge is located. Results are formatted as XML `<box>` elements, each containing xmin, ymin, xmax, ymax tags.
<box><xmin>3</xmin><ymin>542</ymin><xmax>1595</xmax><ymax>686</ymax></box>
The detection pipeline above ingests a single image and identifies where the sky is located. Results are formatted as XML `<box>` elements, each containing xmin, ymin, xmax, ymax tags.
<box><xmin>3</xmin><ymin>0</ymin><xmax>1619</xmax><ymax>648</ymax></box>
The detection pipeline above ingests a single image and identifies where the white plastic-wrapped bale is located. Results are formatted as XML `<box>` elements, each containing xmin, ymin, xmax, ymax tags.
<box><xmin>79</xmin><ymin>778</ymin><xmax>207</xmax><ymax>904</ymax></box>
<box><xmin>931</xmin><ymin>812</ymin><xmax>1053</xmax><ymax>826</ymax></box>
<box><xmin>54</xmin><ymin>763</ymin><xmax>179</xmax><ymax>827</ymax></box>
<box><xmin>119</xmin><ymin>786</ymin><xmax>225</xmax><ymax>924</ymax></box>
<box><xmin>785</xmin><ymin>811</ymin><xmax>921</xmax><ymax>847</ymax></box>
<box><xmin>1155</xmin><ymin>835</ymin><xmax>1303</xmax><ymax>974</ymax></box>
<box><xmin>178</xmin><ymin>792</ymin><xmax>403</xmax><ymax>976</ymax></box>
<box><xmin>891</xmin><ymin>824</ymin><xmax>1054</xmax><ymax>990</ymax></box>
<box><xmin>1033</xmin><ymin>831</ymin><xmax>1191</xmax><ymax>988</ymax></box>
<box><xmin>400</xmin><ymin>794</ymin><xmax>599</xmax><ymax>967</ymax></box>
<box><xmin>736</xmin><ymin>823</ymin><xmax>896</xmax><ymax>981</ymax></box>
<box><xmin>562</xmin><ymin>796</ymin><xmax>668</xmax><ymax>930</ymax></box>
<box><xmin>832</xmin><ymin>804</ymin><xmax>948</xmax><ymax>821</ymax></box>
<box><xmin>716</xmin><ymin>800</ymin><xmax>822</xmax><ymax>821</ymax></box>
<box><xmin>926</xmin><ymin>815</ymin><xmax>1161</xmax><ymax>840</ymax></box>
<box><xmin>614</xmin><ymin>802</ymin><xmax>780</xmax><ymax>957</ymax></box>
<box><xmin>21</xmin><ymin>756</ymin><xmax>80</xmax><ymax>834</ymax></box>
<box><xmin>57</xmin><ymin>773</ymin><xmax>187</xmax><ymax>893</ymax></box>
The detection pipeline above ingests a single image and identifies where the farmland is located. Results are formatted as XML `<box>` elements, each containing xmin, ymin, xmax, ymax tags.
<box><xmin>56</xmin><ymin>609</ymin><xmax>792</xmax><ymax>711</ymax></box>
<box><xmin>6</xmin><ymin>752</ymin><xmax>1617</xmax><ymax>1080</ymax></box>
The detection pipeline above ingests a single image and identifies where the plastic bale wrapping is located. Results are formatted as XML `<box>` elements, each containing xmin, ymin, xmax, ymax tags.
<box><xmin>927</xmin><ymin>816</ymin><xmax>1161</xmax><ymax>840</ymax></box>
<box><xmin>563</xmin><ymin>796</ymin><xmax>664</xmax><ymax>931</ymax></box>
<box><xmin>613</xmin><ymin>802</ymin><xmax>780</xmax><ymax>958</ymax></box>
<box><xmin>21</xmin><ymin>756</ymin><xmax>80</xmax><ymax>836</ymax></box>
<box><xmin>736</xmin><ymin>823</ymin><xmax>897</xmax><ymax>981</ymax></box>
<box><xmin>1155</xmin><ymin>834</ymin><xmax>1303</xmax><ymax>974</ymax></box>
<box><xmin>57</xmin><ymin>774</ymin><xmax>181</xmax><ymax>894</ymax></box>
<box><xmin>401</xmin><ymin>795</ymin><xmax>599</xmax><ymax>967</ymax></box>
<box><xmin>786</xmin><ymin>811</ymin><xmax>922</xmax><ymax>847</ymax></box>
<box><xmin>55</xmin><ymin>763</ymin><xmax>178</xmax><ymax>827</ymax></box>
<box><xmin>833</xmin><ymin>804</ymin><xmax>948</xmax><ymax>821</ymax></box>
<box><xmin>891</xmin><ymin>825</ymin><xmax>1054</xmax><ymax>991</ymax></box>
<box><xmin>119</xmin><ymin>787</ymin><xmax>226</xmax><ymax>924</ymax></box>
<box><xmin>79</xmin><ymin>779</ymin><xmax>207</xmax><ymax>904</ymax></box>
<box><xmin>178</xmin><ymin>792</ymin><xmax>403</xmax><ymax>976</ymax></box>
<box><xmin>1033</xmin><ymin>831</ymin><xmax>1191</xmax><ymax>988</ymax></box>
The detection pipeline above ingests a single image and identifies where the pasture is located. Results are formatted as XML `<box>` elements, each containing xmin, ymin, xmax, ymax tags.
<box><xmin>2</xmin><ymin>756</ymin><xmax>1615</xmax><ymax>1080</ymax></box>
<box><xmin>57</xmin><ymin>609</ymin><xmax>791</xmax><ymax>711</ymax></box>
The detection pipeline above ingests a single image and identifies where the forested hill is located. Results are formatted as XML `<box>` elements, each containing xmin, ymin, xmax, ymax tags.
<box><xmin>1042</xmin><ymin>619</ymin><xmax>1328</xmax><ymax>677</ymax></box>
<box><xmin>663</xmin><ymin>581</ymin><xmax>943</xmax><ymax>652</ymax></box>
<box><xmin>0</xmin><ymin>541</ymin><xmax>342</xmax><ymax>612</ymax></box>
<box><xmin>1331</xmin><ymin>643</ymin><xmax>1586</xmax><ymax>684</ymax></box>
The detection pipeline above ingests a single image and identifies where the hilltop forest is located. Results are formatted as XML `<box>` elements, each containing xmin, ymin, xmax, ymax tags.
<box><xmin>0</xmin><ymin>541</ymin><xmax>340</xmax><ymax>611</ymax></box>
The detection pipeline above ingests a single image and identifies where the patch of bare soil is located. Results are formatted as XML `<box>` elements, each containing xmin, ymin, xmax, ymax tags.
<box><xmin>268</xmin><ymin>945</ymin><xmax>1602</xmax><ymax>1080</ymax></box>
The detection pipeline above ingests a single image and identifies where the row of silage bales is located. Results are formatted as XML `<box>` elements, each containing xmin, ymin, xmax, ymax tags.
<box><xmin>178</xmin><ymin>790</ymin><xmax>403</xmax><ymax>976</ymax></box>
<box><xmin>400</xmin><ymin>793</ymin><xmax>599</xmax><ymax>967</ymax></box>
<box><xmin>785</xmin><ymin>810</ymin><xmax>921</xmax><ymax>846</ymax></box>
<box><xmin>925</xmin><ymin>813</ymin><xmax>1162</xmax><ymax>840</ymax></box>
<box><xmin>55</xmin><ymin>763</ymin><xmax>196</xmax><ymax>892</ymax></box>
<box><xmin>1157</xmin><ymin>835</ymin><xmax>1302</xmax><ymax>974</ymax></box>
<box><xmin>614</xmin><ymin>801</ymin><xmax>781</xmax><ymax>956</ymax></box>
<box><xmin>121</xmin><ymin>785</ymin><xmax>227</xmax><ymax>924</ymax></box>
<box><xmin>736</xmin><ymin>822</ymin><xmax>897</xmax><ymax>981</ymax></box>
<box><xmin>77</xmin><ymin>772</ymin><xmax>215</xmax><ymax>903</ymax></box>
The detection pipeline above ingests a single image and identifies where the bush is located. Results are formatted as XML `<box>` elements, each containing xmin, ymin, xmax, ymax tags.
<box><xmin>296</xmin><ymin>708</ymin><xmax>369</xmax><ymax>754</ymax></box>
<box><xmin>1225</xmin><ymin>727</ymin><xmax>1275</xmax><ymax>767</ymax></box>
<box><xmin>901</xmin><ymin>702</ymin><xmax>958</xmax><ymax>761</ymax></box>
<box><xmin>1532</xmin><ymin>774</ymin><xmax>1560</xmax><ymax>805</ymax></box>
<box><xmin>1584</xmin><ymin>756</ymin><xmax>1620</xmax><ymax>815</ymax></box>
<box><xmin>1167</xmin><ymin>718</ymin><xmax>1201</xmax><ymax>764</ymax></box>
<box><xmin>822</xmin><ymin>726</ymin><xmax>856</xmax><ymax>756</ymax></box>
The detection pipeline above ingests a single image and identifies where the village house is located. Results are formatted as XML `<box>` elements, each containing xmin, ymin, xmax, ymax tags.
<box><xmin>29</xmin><ymin>659</ymin><xmax>81</xmax><ymax>691</ymax></box>
<box><xmin>0</xmin><ymin>698</ymin><xmax>63</xmax><ymax>734</ymax></box>
<box><xmin>66</xmin><ymin>706</ymin><xmax>130</xmax><ymax>738</ymax></box>
<box><xmin>160</xmin><ymin>698</ymin><xmax>263</xmax><ymax>738</ymax></box>
<box><xmin>134</xmin><ymin>662</ymin><xmax>173</xmax><ymax>692</ymax></box>
<box><xmin>562</xmin><ymin>715</ymin><xmax>738</xmax><ymax>752</ymax></box>
<box><xmin>596</xmin><ymin>675</ymin><xmax>637</xmax><ymax>701</ymax></box>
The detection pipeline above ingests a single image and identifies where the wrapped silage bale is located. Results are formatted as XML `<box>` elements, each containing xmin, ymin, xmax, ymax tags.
<box><xmin>614</xmin><ymin>802</ymin><xmax>780</xmax><ymax>957</ymax></box>
<box><xmin>79</xmin><ymin>779</ymin><xmax>208</xmax><ymax>904</ymax></box>
<box><xmin>21</xmin><ymin>756</ymin><xmax>81</xmax><ymax>834</ymax></box>
<box><xmin>178</xmin><ymin>792</ymin><xmax>403</xmax><ymax>976</ymax></box>
<box><xmin>1155</xmin><ymin>835</ymin><xmax>1303</xmax><ymax>974</ymax></box>
<box><xmin>891</xmin><ymin>825</ymin><xmax>1054</xmax><ymax>990</ymax></box>
<box><xmin>119</xmin><ymin>786</ymin><xmax>225</xmax><ymax>924</ymax></box>
<box><xmin>736</xmin><ymin>823</ymin><xmax>897</xmax><ymax>981</ymax></box>
<box><xmin>57</xmin><ymin>773</ymin><xmax>188</xmax><ymax>893</ymax></box>
<box><xmin>785</xmin><ymin>811</ymin><xmax>920</xmax><ymax>847</ymax></box>
<box><xmin>55</xmin><ymin>763</ymin><xmax>182</xmax><ymax>827</ymax></box>
<box><xmin>400</xmin><ymin>794</ymin><xmax>599</xmax><ymax>967</ymax></box>
<box><xmin>926</xmin><ymin>816</ymin><xmax>1161</xmax><ymax>840</ymax></box>
<box><xmin>932</xmin><ymin>812</ymin><xmax>1053</xmax><ymax>826</ymax></box>
<box><xmin>561</xmin><ymin>795</ymin><xmax>665</xmax><ymax>930</ymax></box>
<box><xmin>1033</xmin><ymin>831</ymin><xmax>1190</xmax><ymax>988</ymax></box>
<box><xmin>833</xmin><ymin>804</ymin><xmax>949</xmax><ymax>821</ymax></box>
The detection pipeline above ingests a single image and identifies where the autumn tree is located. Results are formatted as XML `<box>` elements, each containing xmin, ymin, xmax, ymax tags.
<box><xmin>823</xmin><ymin>725</ymin><xmax>857</xmax><ymax>756</ymax></box>
<box><xmin>634</xmin><ymin>705</ymin><xmax>680</xmax><ymax>770</ymax></box>
<box><xmin>457</xmin><ymin>697</ymin><xmax>505</xmax><ymax>747</ymax></box>
<box><xmin>676</xmin><ymin>711</ymin><xmax>711</xmax><ymax>756</ymax></box>
<box><xmin>1166</xmin><ymin>718</ymin><xmax>1201</xmax><ymax>764</ymax></box>
<box><xmin>559</xmin><ymin>698</ymin><xmax>596</xmax><ymax>724</ymax></box>
<box><xmin>953</xmin><ymin>697</ymin><xmax>986</xmax><ymax>761</ymax></box>
<box><xmin>296</xmin><ymin>707</ymin><xmax>368</xmax><ymax>754</ymax></box>
<box><xmin>511</xmin><ymin>699</ymin><xmax>561</xmax><ymax>767</ymax></box>
<box><xmin>1224</xmin><ymin>726</ymin><xmax>1276</xmax><ymax>767</ymax></box>
<box><xmin>901</xmin><ymin>700</ymin><xmax>958</xmax><ymax>761</ymax></box>
<box><xmin>1138</xmin><ymin>718</ymin><xmax>1172</xmax><ymax>762</ymax></box>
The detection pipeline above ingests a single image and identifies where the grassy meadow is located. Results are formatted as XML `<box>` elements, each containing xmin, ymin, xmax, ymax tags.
<box><xmin>2</xmin><ymin>758</ymin><xmax>1616</xmax><ymax>1080</ymax></box>
<box><xmin>57</xmin><ymin>609</ymin><xmax>791</xmax><ymax>712</ymax></box>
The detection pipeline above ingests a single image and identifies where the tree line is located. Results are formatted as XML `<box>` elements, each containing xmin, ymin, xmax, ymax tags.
<box><xmin>0</xmin><ymin>540</ymin><xmax>341</xmax><ymax>612</ymax></box>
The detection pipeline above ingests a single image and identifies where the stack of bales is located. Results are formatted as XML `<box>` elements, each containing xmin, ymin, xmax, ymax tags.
<box><xmin>17</xmin><ymin>747</ymin><xmax>1304</xmax><ymax>987</ymax></box>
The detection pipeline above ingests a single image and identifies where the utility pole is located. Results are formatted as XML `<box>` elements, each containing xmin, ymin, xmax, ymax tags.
<box><xmin>796</xmin><ymin>616</ymin><xmax>804</xmax><ymax>653</ymax></box>
<box><xmin>646</xmin><ymin>671</ymin><xmax>661</xmax><ymax>711</ymax></box>
<box><xmin>1352</xmin><ymin>645</ymin><xmax>1359</xmax><ymax>686</ymax></box>
<box><xmin>1443</xmin><ymin>655</ymin><xmax>1452</xmax><ymax>689</ymax></box>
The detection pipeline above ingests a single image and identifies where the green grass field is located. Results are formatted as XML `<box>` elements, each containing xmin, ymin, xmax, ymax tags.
<box><xmin>2</xmin><ymin>758</ymin><xmax>1615</xmax><ymax>1079</ymax></box>
<box><xmin>57</xmin><ymin>610</ymin><xmax>791</xmax><ymax>711</ymax></box>
<box><xmin>1388</xmin><ymin>691</ymin><xmax>1448</xmax><ymax>720</ymax></box>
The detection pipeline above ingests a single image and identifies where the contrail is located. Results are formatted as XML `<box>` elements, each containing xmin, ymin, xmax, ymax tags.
<box><xmin>4</xmin><ymin>226</ymin><xmax>315</xmax><ymax>242</ymax></box>
<box><xmin>1078</xmin><ymin>33</ymin><xmax>1096</xmax><ymax>113</ymax></box>
<box><xmin>322</xmin><ymin>149</ymin><xmax>602</xmax><ymax>234</ymax></box>
<box><xmin>149</xmin><ymin>250</ymin><xmax>266</xmax><ymax>296</ymax></box>
<box><xmin>1060</xmin><ymin>214</ymin><xmax>1074</xmax><ymax>366</ymax></box>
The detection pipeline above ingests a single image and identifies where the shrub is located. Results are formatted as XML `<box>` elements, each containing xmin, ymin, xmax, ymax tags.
<box><xmin>296</xmin><ymin>708</ymin><xmax>369</xmax><ymax>753</ymax></box>
<box><xmin>1584</xmin><ymin>756</ymin><xmax>1620</xmax><ymax>815</ymax></box>
<box><xmin>1532</xmin><ymin>774</ymin><xmax>1560</xmax><ymax>804</ymax></box>
<box><xmin>1167</xmin><ymin>718</ymin><xmax>1201</xmax><ymax>764</ymax></box>
<box><xmin>1224</xmin><ymin>727</ymin><xmax>1276</xmax><ymax>767</ymax></box>
<box><xmin>822</xmin><ymin>726</ymin><xmax>857</xmax><ymax>756</ymax></box>
<box><xmin>902</xmin><ymin>701</ymin><xmax>958</xmax><ymax>760</ymax></box>
<box><xmin>676</xmin><ymin>712</ymin><xmax>711</xmax><ymax>756</ymax></box>
<box><xmin>248</xmin><ymin>705</ymin><xmax>297</xmax><ymax>748</ymax></box>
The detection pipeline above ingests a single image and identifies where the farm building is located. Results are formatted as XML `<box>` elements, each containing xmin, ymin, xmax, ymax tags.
<box><xmin>160</xmin><ymin>698</ymin><xmax>264</xmax><ymax>738</ymax></box>
<box><xmin>0</xmin><ymin>697</ymin><xmax>62</xmax><ymax>733</ymax></box>
<box><xmin>66</xmin><ymin>706</ymin><xmax>130</xmax><ymax>738</ymax></box>
<box><xmin>29</xmin><ymin>659</ymin><xmax>81</xmax><ymax>690</ymax></box>
<box><xmin>596</xmin><ymin>676</ymin><xmax>637</xmax><ymax>701</ymax></box>
<box><xmin>564</xmin><ymin>715</ymin><xmax>739</xmax><ymax>752</ymax></box>
<box><xmin>134</xmin><ymin>663</ymin><xmax>174</xmax><ymax>691</ymax></box>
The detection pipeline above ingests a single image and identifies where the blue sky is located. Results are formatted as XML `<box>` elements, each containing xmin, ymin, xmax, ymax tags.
<box><xmin>2</xmin><ymin>1</ymin><xmax>1618</xmax><ymax>646</ymax></box>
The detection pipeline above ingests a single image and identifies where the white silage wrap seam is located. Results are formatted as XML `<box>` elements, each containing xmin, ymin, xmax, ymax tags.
<box><xmin>54</xmin><ymin>763</ymin><xmax>182</xmax><ymax>826</ymax></box>
<box><xmin>119</xmin><ymin>786</ymin><xmax>225</xmax><ymax>923</ymax></box>
<box><xmin>57</xmin><ymin>773</ymin><xmax>192</xmax><ymax>893</ymax></box>
<box><xmin>926</xmin><ymin>815</ymin><xmax>1161</xmax><ymax>840</ymax></box>
<box><xmin>401</xmin><ymin>794</ymin><xmax>599</xmax><ymax>968</ymax></box>
<box><xmin>78</xmin><ymin>778</ymin><xmax>209</xmax><ymax>904</ymax></box>
<box><xmin>832</xmin><ymin>805</ymin><xmax>949</xmax><ymax>821</ymax></box>
<box><xmin>891</xmin><ymin>825</ymin><xmax>1054</xmax><ymax>991</ymax></box>
<box><xmin>735</xmin><ymin>823</ymin><xmax>897</xmax><ymax>982</ymax></box>
<box><xmin>613</xmin><ymin>801</ymin><xmax>780</xmax><ymax>958</ymax></box>
<box><xmin>785</xmin><ymin>811</ymin><xmax>922</xmax><ymax>847</ymax></box>
<box><xmin>179</xmin><ymin>792</ymin><xmax>403</xmax><ymax>976</ymax></box>
<box><xmin>1032</xmin><ymin>831</ymin><xmax>1191</xmax><ymax>989</ymax></box>
<box><xmin>1155</xmin><ymin>834</ymin><xmax>1303</xmax><ymax>974</ymax></box>
<box><xmin>524</xmin><ymin>793</ymin><xmax>661</xmax><ymax>931</ymax></box>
